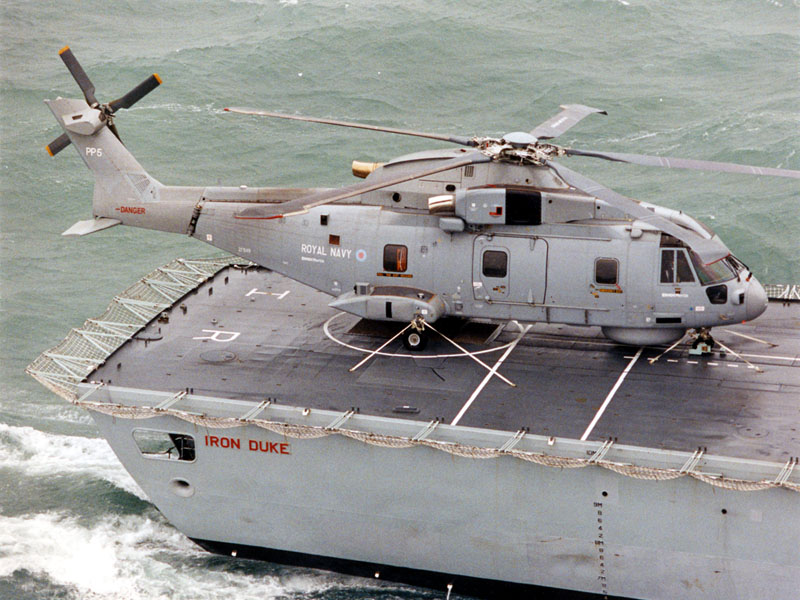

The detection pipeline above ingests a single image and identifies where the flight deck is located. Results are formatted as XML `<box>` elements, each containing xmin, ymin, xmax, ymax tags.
<box><xmin>28</xmin><ymin>257</ymin><xmax>800</xmax><ymax>599</ymax></box>
<box><xmin>87</xmin><ymin>261</ymin><xmax>800</xmax><ymax>464</ymax></box>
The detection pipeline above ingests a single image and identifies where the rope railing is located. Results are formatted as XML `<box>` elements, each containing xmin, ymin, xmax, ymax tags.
<box><xmin>71</xmin><ymin>397</ymin><xmax>800</xmax><ymax>495</ymax></box>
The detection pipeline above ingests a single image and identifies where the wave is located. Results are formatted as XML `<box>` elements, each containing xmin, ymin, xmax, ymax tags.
<box><xmin>0</xmin><ymin>512</ymin><xmax>343</xmax><ymax>600</ymax></box>
<box><xmin>0</xmin><ymin>423</ymin><xmax>145</xmax><ymax>500</ymax></box>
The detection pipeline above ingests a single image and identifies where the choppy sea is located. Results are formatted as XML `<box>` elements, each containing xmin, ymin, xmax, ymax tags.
<box><xmin>1</xmin><ymin>1</ymin><xmax>798</xmax><ymax>598</ymax></box>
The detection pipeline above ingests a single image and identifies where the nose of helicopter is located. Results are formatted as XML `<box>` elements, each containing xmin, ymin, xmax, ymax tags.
<box><xmin>745</xmin><ymin>276</ymin><xmax>768</xmax><ymax>321</ymax></box>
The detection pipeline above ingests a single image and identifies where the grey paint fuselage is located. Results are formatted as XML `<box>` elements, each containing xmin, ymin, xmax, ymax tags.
<box><xmin>192</xmin><ymin>200</ymin><xmax>757</xmax><ymax>331</ymax></box>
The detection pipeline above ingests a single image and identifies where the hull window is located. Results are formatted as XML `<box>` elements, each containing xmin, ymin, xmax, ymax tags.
<box><xmin>133</xmin><ymin>429</ymin><xmax>196</xmax><ymax>462</ymax></box>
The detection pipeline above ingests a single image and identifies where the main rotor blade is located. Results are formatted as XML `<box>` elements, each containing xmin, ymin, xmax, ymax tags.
<box><xmin>224</xmin><ymin>107</ymin><xmax>477</xmax><ymax>147</ymax></box>
<box><xmin>58</xmin><ymin>46</ymin><xmax>98</xmax><ymax>106</ymax></box>
<box><xmin>234</xmin><ymin>153</ymin><xmax>491</xmax><ymax>219</ymax></box>
<box><xmin>565</xmin><ymin>148</ymin><xmax>800</xmax><ymax>179</ymax></box>
<box><xmin>530</xmin><ymin>104</ymin><xmax>607</xmax><ymax>140</ymax></box>
<box><xmin>108</xmin><ymin>73</ymin><xmax>163</xmax><ymax>112</ymax></box>
<box><xmin>46</xmin><ymin>132</ymin><xmax>71</xmax><ymax>157</ymax></box>
<box><xmin>548</xmin><ymin>161</ymin><xmax>730</xmax><ymax>264</ymax></box>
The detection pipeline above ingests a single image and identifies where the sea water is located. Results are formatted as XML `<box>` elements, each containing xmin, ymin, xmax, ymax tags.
<box><xmin>1</xmin><ymin>1</ymin><xmax>798</xmax><ymax>598</ymax></box>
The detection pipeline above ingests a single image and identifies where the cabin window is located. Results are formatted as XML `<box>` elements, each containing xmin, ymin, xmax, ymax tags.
<box><xmin>383</xmin><ymin>244</ymin><xmax>408</xmax><ymax>272</ymax></box>
<box><xmin>595</xmin><ymin>258</ymin><xmax>618</xmax><ymax>285</ymax></box>
<box><xmin>133</xmin><ymin>429</ymin><xmax>196</xmax><ymax>461</ymax></box>
<box><xmin>482</xmin><ymin>250</ymin><xmax>508</xmax><ymax>278</ymax></box>
<box><xmin>660</xmin><ymin>249</ymin><xmax>695</xmax><ymax>284</ymax></box>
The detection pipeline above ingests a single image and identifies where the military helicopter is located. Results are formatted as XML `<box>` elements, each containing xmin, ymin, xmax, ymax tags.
<box><xmin>46</xmin><ymin>47</ymin><xmax>799</xmax><ymax>352</ymax></box>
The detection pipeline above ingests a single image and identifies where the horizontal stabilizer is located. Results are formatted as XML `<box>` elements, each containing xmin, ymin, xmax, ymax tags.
<box><xmin>62</xmin><ymin>218</ymin><xmax>121</xmax><ymax>237</ymax></box>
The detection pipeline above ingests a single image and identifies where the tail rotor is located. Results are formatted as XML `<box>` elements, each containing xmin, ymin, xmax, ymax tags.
<box><xmin>46</xmin><ymin>46</ymin><xmax>162</xmax><ymax>156</ymax></box>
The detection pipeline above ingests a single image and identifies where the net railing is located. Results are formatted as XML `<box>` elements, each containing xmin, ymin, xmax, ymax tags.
<box><xmin>26</xmin><ymin>256</ymin><xmax>248</xmax><ymax>400</ymax></box>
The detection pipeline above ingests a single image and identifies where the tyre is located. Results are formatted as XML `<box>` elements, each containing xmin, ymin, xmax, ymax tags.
<box><xmin>402</xmin><ymin>328</ymin><xmax>428</xmax><ymax>351</ymax></box>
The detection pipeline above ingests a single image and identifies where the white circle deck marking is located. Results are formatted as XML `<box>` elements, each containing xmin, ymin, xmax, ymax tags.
<box><xmin>323</xmin><ymin>312</ymin><xmax>517</xmax><ymax>359</ymax></box>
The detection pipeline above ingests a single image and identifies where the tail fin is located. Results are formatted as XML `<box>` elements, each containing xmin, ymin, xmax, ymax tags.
<box><xmin>46</xmin><ymin>97</ymin><xmax>164</xmax><ymax>235</ymax></box>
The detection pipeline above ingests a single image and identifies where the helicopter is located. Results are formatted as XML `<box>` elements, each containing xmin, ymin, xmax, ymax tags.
<box><xmin>46</xmin><ymin>47</ymin><xmax>799</xmax><ymax>352</ymax></box>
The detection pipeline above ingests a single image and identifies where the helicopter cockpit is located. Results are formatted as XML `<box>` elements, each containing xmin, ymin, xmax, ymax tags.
<box><xmin>658</xmin><ymin>232</ymin><xmax>755</xmax><ymax>308</ymax></box>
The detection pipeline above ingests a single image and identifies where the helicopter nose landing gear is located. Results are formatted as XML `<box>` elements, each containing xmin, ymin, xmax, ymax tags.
<box><xmin>689</xmin><ymin>327</ymin><xmax>715</xmax><ymax>356</ymax></box>
<box><xmin>402</xmin><ymin>316</ymin><xmax>429</xmax><ymax>351</ymax></box>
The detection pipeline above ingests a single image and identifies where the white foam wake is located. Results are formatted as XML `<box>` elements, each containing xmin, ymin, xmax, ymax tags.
<box><xmin>0</xmin><ymin>423</ymin><xmax>146</xmax><ymax>500</ymax></box>
<box><xmin>0</xmin><ymin>512</ymin><xmax>335</xmax><ymax>599</ymax></box>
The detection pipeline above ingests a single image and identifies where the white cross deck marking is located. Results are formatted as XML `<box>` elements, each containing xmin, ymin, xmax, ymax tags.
<box><xmin>580</xmin><ymin>348</ymin><xmax>643</xmax><ymax>441</ymax></box>
<box><xmin>450</xmin><ymin>324</ymin><xmax>532</xmax><ymax>427</ymax></box>
<box><xmin>245</xmin><ymin>288</ymin><xmax>290</xmax><ymax>299</ymax></box>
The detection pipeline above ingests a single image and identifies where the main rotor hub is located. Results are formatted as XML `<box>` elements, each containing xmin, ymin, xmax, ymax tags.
<box><xmin>473</xmin><ymin>135</ymin><xmax>566</xmax><ymax>166</ymax></box>
<box><xmin>501</xmin><ymin>131</ymin><xmax>538</xmax><ymax>147</ymax></box>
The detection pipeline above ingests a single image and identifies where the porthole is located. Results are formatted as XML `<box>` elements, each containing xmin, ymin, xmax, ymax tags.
<box><xmin>169</xmin><ymin>478</ymin><xmax>195</xmax><ymax>498</ymax></box>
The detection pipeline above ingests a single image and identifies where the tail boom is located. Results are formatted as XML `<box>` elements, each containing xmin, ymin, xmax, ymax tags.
<box><xmin>46</xmin><ymin>97</ymin><xmax>198</xmax><ymax>235</ymax></box>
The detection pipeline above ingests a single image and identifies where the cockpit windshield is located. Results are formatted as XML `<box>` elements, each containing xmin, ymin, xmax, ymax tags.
<box><xmin>689</xmin><ymin>252</ymin><xmax>743</xmax><ymax>285</ymax></box>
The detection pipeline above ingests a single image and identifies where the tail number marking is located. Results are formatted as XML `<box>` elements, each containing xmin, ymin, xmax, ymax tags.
<box><xmin>85</xmin><ymin>147</ymin><xmax>103</xmax><ymax>157</ymax></box>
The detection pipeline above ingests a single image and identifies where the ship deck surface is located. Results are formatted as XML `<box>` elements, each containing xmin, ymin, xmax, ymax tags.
<box><xmin>90</xmin><ymin>265</ymin><xmax>800</xmax><ymax>463</ymax></box>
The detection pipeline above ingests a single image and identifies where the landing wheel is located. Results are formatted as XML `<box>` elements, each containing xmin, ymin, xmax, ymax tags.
<box><xmin>402</xmin><ymin>328</ymin><xmax>428</xmax><ymax>351</ymax></box>
<box><xmin>690</xmin><ymin>328</ymin><xmax>715</xmax><ymax>356</ymax></box>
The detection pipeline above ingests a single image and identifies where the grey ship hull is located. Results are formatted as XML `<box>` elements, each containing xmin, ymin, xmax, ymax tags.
<box><xmin>29</xmin><ymin>258</ymin><xmax>800</xmax><ymax>599</ymax></box>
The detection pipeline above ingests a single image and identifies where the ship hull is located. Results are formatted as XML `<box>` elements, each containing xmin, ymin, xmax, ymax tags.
<box><xmin>89</xmin><ymin>405</ymin><xmax>800</xmax><ymax>600</ymax></box>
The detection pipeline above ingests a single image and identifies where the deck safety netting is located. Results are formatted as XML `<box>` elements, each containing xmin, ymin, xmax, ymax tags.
<box><xmin>26</xmin><ymin>256</ymin><xmax>247</xmax><ymax>400</ymax></box>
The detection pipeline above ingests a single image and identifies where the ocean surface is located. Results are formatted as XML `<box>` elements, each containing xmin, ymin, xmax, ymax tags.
<box><xmin>1</xmin><ymin>1</ymin><xmax>798</xmax><ymax>598</ymax></box>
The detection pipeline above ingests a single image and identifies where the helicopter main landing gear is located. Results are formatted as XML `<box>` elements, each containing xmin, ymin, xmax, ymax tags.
<box><xmin>402</xmin><ymin>316</ymin><xmax>429</xmax><ymax>351</ymax></box>
<box><xmin>689</xmin><ymin>327</ymin><xmax>715</xmax><ymax>356</ymax></box>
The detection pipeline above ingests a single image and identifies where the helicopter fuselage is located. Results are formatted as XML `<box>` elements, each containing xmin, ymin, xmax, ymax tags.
<box><xmin>45</xmin><ymin>95</ymin><xmax>768</xmax><ymax>347</ymax></box>
<box><xmin>192</xmin><ymin>198</ymin><xmax>766</xmax><ymax>346</ymax></box>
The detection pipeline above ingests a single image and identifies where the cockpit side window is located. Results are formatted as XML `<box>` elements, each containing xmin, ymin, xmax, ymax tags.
<box><xmin>660</xmin><ymin>250</ymin><xmax>674</xmax><ymax>283</ymax></box>
<box><xmin>661</xmin><ymin>249</ymin><xmax>696</xmax><ymax>284</ymax></box>
<box><xmin>675</xmin><ymin>250</ymin><xmax>695</xmax><ymax>283</ymax></box>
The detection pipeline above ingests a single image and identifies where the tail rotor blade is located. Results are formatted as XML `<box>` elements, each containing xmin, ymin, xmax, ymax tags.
<box><xmin>58</xmin><ymin>46</ymin><xmax>98</xmax><ymax>106</ymax></box>
<box><xmin>108</xmin><ymin>73</ymin><xmax>163</xmax><ymax>113</ymax></box>
<box><xmin>107</xmin><ymin>120</ymin><xmax>123</xmax><ymax>142</ymax></box>
<box><xmin>46</xmin><ymin>132</ymin><xmax>71</xmax><ymax>157</ymax></box>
